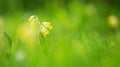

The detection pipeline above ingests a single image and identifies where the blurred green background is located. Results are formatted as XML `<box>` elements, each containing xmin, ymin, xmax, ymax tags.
<box><xmin>0</xmin><ymin>0</ymin><xmax>120</xmax><ymax>67</ymax></box>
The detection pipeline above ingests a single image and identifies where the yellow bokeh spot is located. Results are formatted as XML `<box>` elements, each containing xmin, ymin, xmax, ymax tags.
<box><xmin>17</xmin><ymin>24</ymin><xmax>36</xmax><ymax>48</ymax></box>
<box><xmin>108</xmin><ymin>15</ymin><xmax>119</xmax><ymax>28</ymax></box>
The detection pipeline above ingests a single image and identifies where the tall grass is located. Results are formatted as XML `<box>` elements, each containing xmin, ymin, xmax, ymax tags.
<box><xmin>0</xmin><ymin>1</ymin><xmax>120</xmax><ymax>67</ymax></box>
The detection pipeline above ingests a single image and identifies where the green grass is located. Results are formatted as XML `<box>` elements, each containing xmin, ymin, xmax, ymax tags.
<box><xmin>0</xmin><ymin>2</ymin><xmax>120</xmax><ymax>67</ymax></box>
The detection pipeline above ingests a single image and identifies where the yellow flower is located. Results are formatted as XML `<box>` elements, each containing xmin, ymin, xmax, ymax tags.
<box><xmin>28</xmin><ymin>15</ymin><xmax>40</xmax><ymax>30</ymax></box>
<box><xmin>28</xmin><ymin>15</ymin><xmax>38</xmax><ymax>24</ymax></box>
<box><xmin>40</xmin><ymin>22</ymin><xmax>53</xmax><ymax>37</ymax></box>
<box><xmin>40</xmin><ymin>26</ymin><xmax>50</xmax><ymax>37</ymax></box>
<box><xmin>28</xmin><ymin>15</ymin><xmax>53</xmax><ymax>37</ymax></box>
<box><xmin>41</xmin><ymin>22</ymin><xmax>53</xmax><ymax>30</ymax></box>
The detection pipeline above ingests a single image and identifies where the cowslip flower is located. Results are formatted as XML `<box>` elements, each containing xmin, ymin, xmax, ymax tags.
<box><xmin>40</xmin><ymin>26</ymin><xmax>50</xmax><ymax>37</ymax></box>
<box><xmin>28</xmin><ymin>15</ymin><xmax>40</xmax><ymax>30</ymax></box>
<box><xmin>41</xmin><ymin>22</ymin><xmax>53</xmax><ymax>30</ymax></box>
<box><xmin>40</xmin><ymin>22</ymin><xmax>53</xmax><ymax>37</ymax></box>
<box><xmin>28</xmin><ymin>15</ymin><xmax>53</xmax><ymax>37</ymax></box>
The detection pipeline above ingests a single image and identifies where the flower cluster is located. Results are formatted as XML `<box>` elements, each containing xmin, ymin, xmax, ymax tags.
<box><xmin>28</xmin><ymin>15</ymin><xmax>53</xmax><ymax>37</ymax></box>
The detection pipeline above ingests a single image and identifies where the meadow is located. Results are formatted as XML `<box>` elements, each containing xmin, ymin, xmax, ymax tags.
<box><xmin>0</xmin><ymin>1</ymin><xmax>120</xmax><ymax>67</ymax></box>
